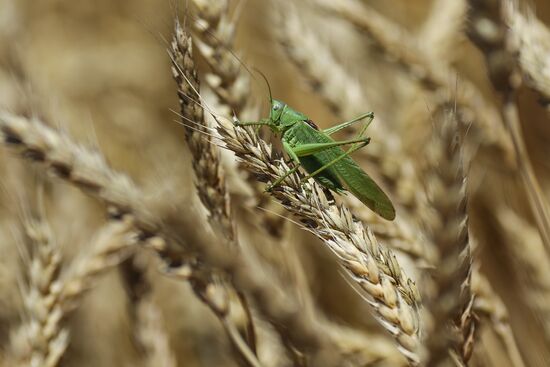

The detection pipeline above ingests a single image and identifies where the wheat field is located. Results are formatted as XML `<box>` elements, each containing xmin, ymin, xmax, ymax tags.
<box><xmin>1</xmin><ymin>0</ymin><xmax>550</xmax><ymax>366</ymax></box>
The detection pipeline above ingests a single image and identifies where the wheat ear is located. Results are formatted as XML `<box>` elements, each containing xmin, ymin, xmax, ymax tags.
<box><xmin>12</xmin><ymin>218</ymin><xmax>68</xmax><ymax>367</ymax></box>
<box><xmin>274</xmin><ymin>1</ymin><xmax>368</xmax><ymax>123</ymax></box>
<box><xmin>59</xmin><ymin>218</ymin><xmax>137</xmax><ymax>312</ymax></box>
<box><xmin>11</xmin><ymin>218</ymin><xmax>136</xmax><ymax>367</ymax></box>
<box><xmin>423</xmin><ymin>111</ymin><xmax>474</xmax><ymax>365</ymax></box>
<box><xmin>466</xmin><ymin>0</ymin><xmax>550</xmax><ymax>263</ymax></box>
<box><xmin>170</xmin><ymin>17</ymin><xmax>234</xmax><ymax>243</ymax></box>
<box><xmin>0</xmin><ymin>112</ymin><xmax>186</xmax><ymax>257</ymax></box>
<box><xmin>219</xmin><ymin>122</ymin><xmax>422</xmax><ymax>365</ymax></box>
<box><xmin>191</xmin><ymin>0</ymin><xmax>252</xmax><ymax>117</ymax></box>
<box><xmin>169</xmin><ymin>18</ymin><xmax>261</xmax><ymax>365</ymax></box>
<box><xmin>504</xmin><ymin>2</ymin><xmax>550</xmax><ymax>110</ymax></box>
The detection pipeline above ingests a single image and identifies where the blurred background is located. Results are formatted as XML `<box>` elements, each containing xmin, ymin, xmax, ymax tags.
<box><xmin>1</xmin><ymin>0</ymin><xmax>550</xmax><ymax>366</ymax></box>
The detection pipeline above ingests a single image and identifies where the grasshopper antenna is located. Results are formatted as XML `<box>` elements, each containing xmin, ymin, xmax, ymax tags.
<box><xmin>252</xmin><ymin>67</ymin><xmax>273</xmax><ymax>103</ymax></box>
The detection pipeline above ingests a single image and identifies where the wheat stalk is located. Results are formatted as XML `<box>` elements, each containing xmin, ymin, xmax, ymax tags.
<box><xmin>218</xmin><ymin>121</ymin><xmax>422</xmax><ymax>365</ymax></box>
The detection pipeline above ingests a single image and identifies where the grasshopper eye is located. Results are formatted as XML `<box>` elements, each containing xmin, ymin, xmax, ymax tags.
<box><xmin>273</xmin><ymin>105</ymin><xmax>280</xmax><ymax>111</ymax></box>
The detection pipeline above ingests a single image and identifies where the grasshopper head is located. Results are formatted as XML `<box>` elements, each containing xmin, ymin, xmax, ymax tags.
<box><xmin>269</xmin><ymin>99</ymin><xmax>286</xmax><ymax>127</ymax></box>
<box><xmin>268</xmin><ymin>99</ymin><xmax>308</xmax><ymax>132</ymax></box>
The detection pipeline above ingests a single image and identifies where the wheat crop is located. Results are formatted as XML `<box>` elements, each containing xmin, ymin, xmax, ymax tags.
<box><xmin>1</xmin><ymin>0</ymin><xmax>550</xmax><ymax>366</ymax></box>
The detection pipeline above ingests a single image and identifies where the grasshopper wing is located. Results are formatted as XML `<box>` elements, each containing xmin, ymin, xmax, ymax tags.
<box><xmin>333</xmin><ymin>156</ymin><xmax>396</xmax><ymax>220</ymax></box>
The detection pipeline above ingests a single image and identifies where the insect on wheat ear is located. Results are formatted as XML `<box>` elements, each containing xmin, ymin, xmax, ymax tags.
<box><xmin>235</xmin><ymin>96</ymin><xmax>396</xmax><ymax>221</ymax></box>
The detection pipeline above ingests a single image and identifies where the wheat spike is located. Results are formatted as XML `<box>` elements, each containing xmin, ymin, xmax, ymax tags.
<box><xmin>504</xmin><ymin>2</ymin><xmax>550</xmax><ymax>108</ymax></box>
<box><xmin>423</xmin><ymin>111</ymin><xmax>474</xmax><ymax>366</ymax></box>
<box><xmin>169</xmin><ymin>18</ymin><xmax>263</xmax><ymax>364</ymax></box>
<box><xmin>169</xmin><ymin>17</ymin><xmax>235</xmax><ymax>243</ymax></box>
<box><xmin>191</xmin><ymin>0</ymin><xmax>252</xmax><ymax>117</ymax></box>
<box><xmin>12</xmin><ymin>218</ymin><xmax>68</xmax><ymax>367</ymax></box>
<box><xmin>219</xmin><ymin>121</ymin><xmax>422</xmax><ymax>365</ymax></box>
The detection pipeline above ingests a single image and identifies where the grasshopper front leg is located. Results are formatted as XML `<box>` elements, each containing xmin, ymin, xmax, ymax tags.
<box><xmin>264</xmin><ymin>141</ymin><xmax>302</xmax><ymax>192</ymax></box>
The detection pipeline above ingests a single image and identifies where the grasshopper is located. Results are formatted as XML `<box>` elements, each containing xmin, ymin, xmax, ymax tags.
<box><xmin>235</xmin><ymin>99</ymin><xmax>396</xmax><ymax>221</ymax></box>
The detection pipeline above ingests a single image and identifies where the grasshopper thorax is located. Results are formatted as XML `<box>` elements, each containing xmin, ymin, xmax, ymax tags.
<box><xmin>269</xmin><ymin>99</ymin><xmax>309</xmax><ymax>132</ymax></box>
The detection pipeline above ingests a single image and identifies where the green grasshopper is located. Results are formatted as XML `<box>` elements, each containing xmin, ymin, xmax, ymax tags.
<box><xmin>235</xmin><ymin>99</ymin><xmax>396</xmax><ymax>221</ymax></box>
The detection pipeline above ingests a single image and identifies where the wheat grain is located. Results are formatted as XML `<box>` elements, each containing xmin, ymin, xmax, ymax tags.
<box><xmin>219</xmin><ymin>121</ymin><xmax>422</xmax><ymax>365</ymax></box>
